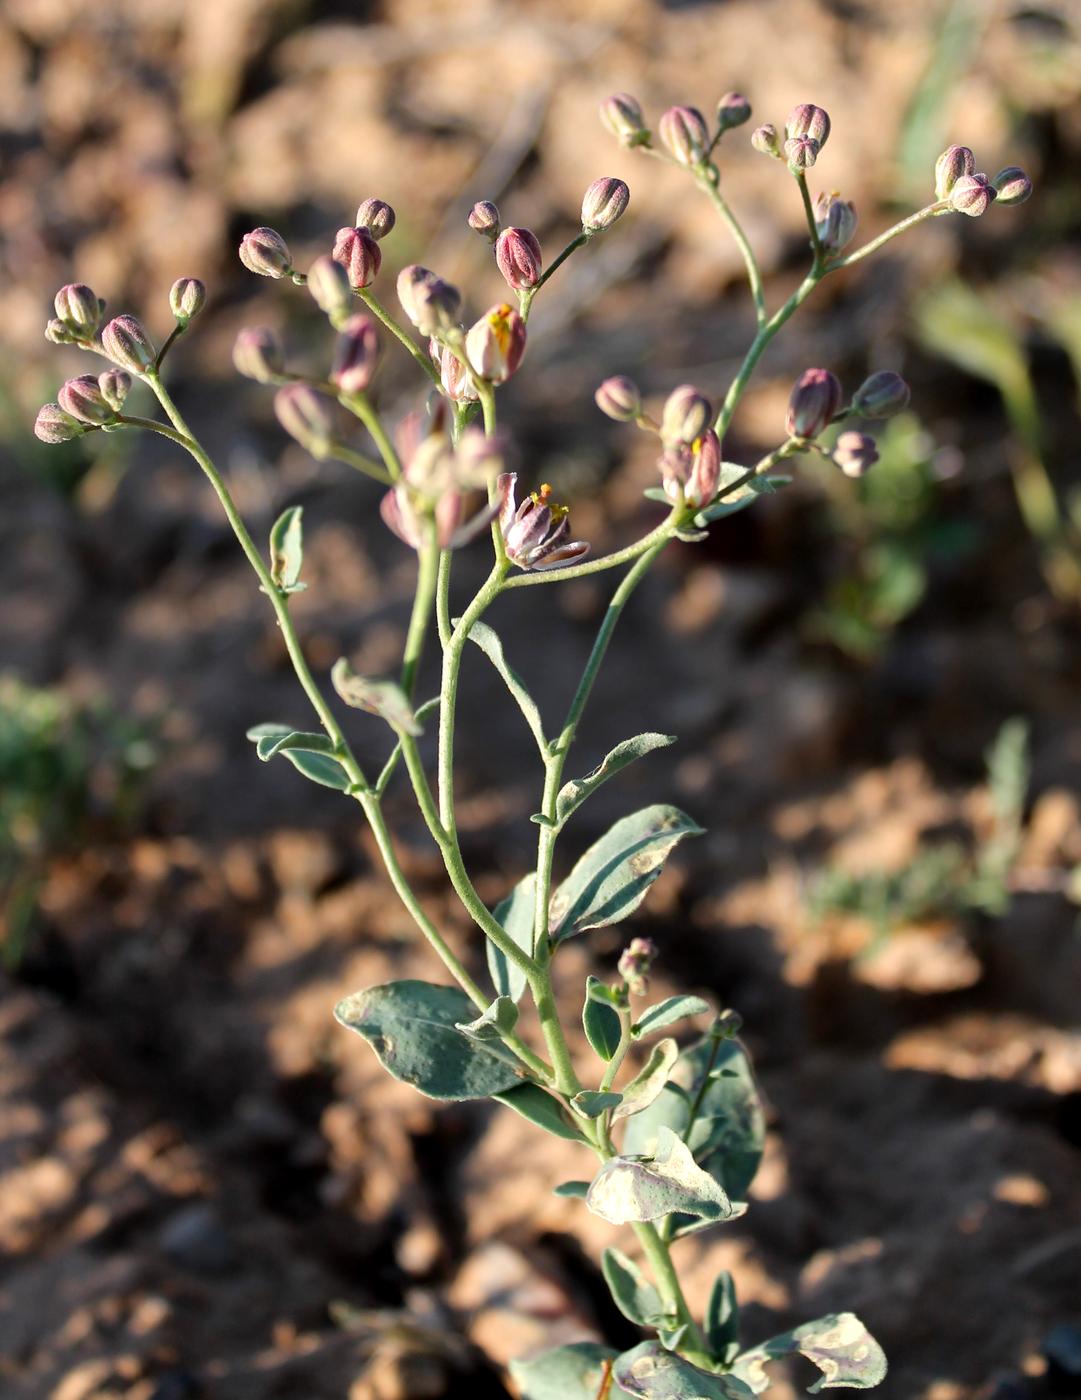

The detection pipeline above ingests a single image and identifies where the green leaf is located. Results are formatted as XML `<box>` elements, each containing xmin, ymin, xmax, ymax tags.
<box><xmin>456</xmin><ymin>996</ymin><xmax>519</xmax><ymax>1042</ymax></box>
<box><xmin>510</xmin><ymin>1342</ymin><xmax>631</xmax><ymax>1400</ymax></box>
<box><xmin>463</xmin><ymin>619</ymin><xmax>547</xmax><ymax>754</ymax></box>
<box><xmin>732</xmin><ymin>1314</ymin><xmax>888</xmax><ymax>1394</ymax></box>
<box><xmin>705</xmin><ymin>1271</ymin><xmax>741</xmax><ymax>1365</ymax></box>
<box><xmin>493</xmin><ymin>1083</ymin><xmax>589</xmax><ymax>1142</ymax></box>
<box><xmin>331</xmin><ymin>660</ymin><xmax>422</xmax><ymax>736</ymax></box>
<box><xmin>601</xmin><ymin>1247</ymin><xmax>666</xmax><ymax>1327</ymax></box>
<box><xmin>487</xmin><ymin>873</ymin><xmax>536</xmax><ymax>1004</ymax></box>
<box><xmin>612</xmin><ymin>1037</ymin><xmax>679</xmax><ymax>1122</ymax></box>
<box><xmin>583</xmin><ymin>975</ymin><xmax>623</xmax><ymax>1060</ymax></box>
<box><xmin>572</xmin><ymin>1090</ymin><xmax>623</xmax><ymax>1118</ymax></box>
<box><xmin>553</xmin><ymin>1179</ymin><xmax>590</xmax><ymax>1198</ymax></box>
<box><xmin>614</xmin><ymin>1341</ymin><xmax>755</xmax><ymax>1398</ymax></box>
<box><xmin>269</xmin><ymin>505</ymin><xmax>305</xmax><ymax>592</ymax></box>
<box><xmin>553</xmin><ymin>733</ymin><xmax>677</xmax><ymax>830</ymax></box>
<box><xmin>585</xmin><ymin>1125</ymin><xmax>734</xmax><ymax>1226</ymax></box>
<box><xmin>550</xmin><ymin>805</ymin><xmax>704</xmax><ymax>942</ymax></box>
<box><xmin>633</xmin><ymin>994</ymin><xmax>711</xmax><ymax>1039</ymax></box>
<box><xmin>643</xmin><ymin>486</ymin><xmax>671</xmax><ymax>504</ymax></box>
<box><xmin>334</xmin><ymin>981</ymin><xmax>521</xmax><ymax>1100</ymax></box>
<box><xmin>253</xmin><ymin>729</ymin><xmax>336</xmax><ymax>762</ymax></box>
<box><xmin>246</xmin><ymin>723</ymin><xmax>351</xmax><ymax>790</ymax></box>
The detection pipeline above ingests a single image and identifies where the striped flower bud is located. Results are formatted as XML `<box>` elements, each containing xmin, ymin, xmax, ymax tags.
<box><xmin>331</xmin><ymin>314</ymin><xmax>380</xmax><ymax>395</ymax></box>
<box><xmin>355</xmin><ymin>197</ymin><xmax>396</xmax><ymax>240</ymax></box>
<box><xmin>785</xmin><ymin>103</ymin><xmax>831</xmax><ymax>149</ymax></box>
<box><xmin>396</xmin><ymin>265</ymin><xmax>462</xmax><ymax>335</ymax></box>
<box><xmin>948</xmin><ymin>172</ymin><xmax>996</xmax><ymax>217</ymax></box>
<box><xmin>658</xmin><ymin>105</ymin><xmax>710</xmax><ymax>167</ymax></box>
<box><xmin>832</xmin><ymin>430</ymin><xmax>879</xmax><ymax>478</ymax></box>
<box><xmin>429</xmin><ymin>340</ymin><xmax>477</xmax><ymax>402</ymax></box>
<box><xmin>58</xmin><ymin>374</ymin><xmax>115</xmax><ymax>425</ymax></box>
<box><xmin>716</xmin><ymin>92</ymin><xmax>751</xmax><ymax>133</ymax></box>
<box><xmin>465</xmin><ymin>303</ymin><xmax>527</xmax><ymax>383</ymax></box>
<box><xmin>599</xmin><ymin>92</ymin><xmax>650</xmax><ymax>148</ymax></box>
<box><xmin>786</xmin><ymin>368</ymin><xmax>842</xmax><ymax>439</ymax></box>
<box><xmin>813</xmin><ymin>192</ymin><xmax>858</xmax><ymax>253</ymax></box>
<box><xmin>468</xmin><ymin>200</ymin><xmax>501</xmax><ymax>241</ymax></box>
<box><xmin>45</xmin><ymin>319</ymin><xmax>77</xmax><ymax>345</ymax></box>
<box><xmin>595</xmin><ymin>376</ymin><xmax>641</xmax><ymax>422</ymax></box>
<box><xmin>54</xmin><ymin>283</ymin><xmax>101</xmax><ymax>337</ymax></box>
<box><xmin>332</xmin><ymin>226</ymin><xmax>381</xmax><ymax>289</ymax></box>
<box><xmin>274</xmin><ymin>385</ymin><xmax>335</xmax><ymax>459</ymax></box>
<box><xmin>239</xmin><ymin>227</ymin><xmax>292</xmax><ymax>279</ymax></box>
<box><xmin>581</xmin><ymin>176</ymin><xmax>630</xmax><ymax>233</ymax></box>
<box><xmin>169</xmin><ymin>277</ymin><xmax>206</xmax><ymax>324</ymax></box>
<box><xmin>934</xmin><ymin>145</ymin><xmax>975</xmax><ymax>201</ymax></box>
<box><xmin>101</xmin><ymin>315</ymin><xmax>156</xmax><ymax>373</ymax></box>
<box><xmin>685</xmin><ymin>428</ymin><xmax>721</xmax><ymax>509</ymax></box>
<box><xmin>751</xmin><ymin>123</ymin><xmax>782</xmax><ymax>158</ymax></box>
<box><xmin>784</xmin><ymin>136</ymin><xmax>819</xmax><ymax>171</ymax></box>
<box><xmin>308</xmin><ymin>254</ymin><xmax>354</xmax><ymax>320</ymax></box>
<box><xmin>34</xmin><ymin>403</ymin><xmax>87</xmax><ymax>444</ymax></box>
<box><xmin>992</xmin><ymin>167</ymin><xmax>1032</xmax><ymax>207</ymax></box>
<box><xmin>851</xmin><ymin>370</ymin><xmax>910</xmax><ymax>419</ymax></box>
<box><xmin>233</xmin><ymin>326</ymin><xmax>284</xmax><ymax>383</ymax></box>
<box><xmin>495</xmin><ymin>227</ymin><xmax>543</xmax><ymax>291</ymax></box>
<box><xmin>98</xmin><ymin>369</ymin><xmax>132</xmax><ymax>411</ymax></box>
<box><xmin>661</xmin><ymin>384</ymin><xmax>713</xmax><ymax>445</ymax></box>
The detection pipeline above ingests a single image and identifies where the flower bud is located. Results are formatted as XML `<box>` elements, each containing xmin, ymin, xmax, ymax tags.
<box><xmin>274</xmin><ymin>385</ymin><xmax>335</xmax><ymax>459</ymax></box>
<box><xmin>331</xmin><ymin>314</ymin><xmax>380</xmax><ymax>395</ymax></box>
<box><xmin>716</xmin><ymin>91</ymin><xmax>751</xmax><ymax>133</ymax></box>
<box><xmin>233</xmin><ymin>326</ymin><xmax>284</xmax><ymax>383</ymax></box>
<box><xmin>599</xmin><ymin>92</ymin><xmax>649</xmax><ymax>148</ymax></box>
<box><xmin>832</xmin><ymin>430</ymin><xmax>879</xmax><ymax>478</ymax></box>
<box><xmin>58</xmin><ymin>374</ymin><xmax>115</xmax><ymax>425</ymax></box>
<box><xmin>661</xmin><ymin>384</ymin><xmax>713</xmax><ymax>445</ymax></box>
<box><xmin>468</xmin><ymin>200</ymin><xmax>500</xmax><ymax>241</ymax></box>
<box><xmin>396</xmin><ymin>265</ymin><xmax>462</xmax><ymax>335</ymax></box>
<box><xmin>751</xmin><ymin>123</ymin><xmax>782</xmax><ymax>158</ymax></box>
<box><xmin>54</xmin><ymin>283</ymin><xmax>101</xmax><ymax>337</ymax></box>
<box><xmin>658</xmin><ymin>105</ymin><xmax>710</xmax><ymax>168</ymax></box>
<box><xmin>595</xmin><ymin>375</ymin><xmax>640</xmax><ymax>422</ymax></box>
<box><xmin>992</xmin><ymin>166</ymin><xmax>1032</xmax><ymax>207</ymax></box>
<box><xmin>455</xmin><ymin>425</ymin><xmax>506</xmax><ymax>485</ymax></box>
<box><xmin>495</xmin><ymin>227</ymin><xmax>543</xmax><ymax>291</ymax></box>
<box><xmin>618</xmin><ymin>936</ymin><xmax>658</xmax><ymax>997</ymax></box>
<box><xmin>98</xmin><ymin>369</ymin><xmax>132</xmax><ymax>411</ymax></box>
<box><xmin>685</xmin><ymin>428</ymin><xmax>721</xmax><ymax>509</ymax></box>
<box><xmin>948</xmin><ymin>172</ymin><xmax>996</xmax><ymax>217</ymax></box>
<box><xmin>581</xmin><ymin>176</ymin><xmax>630</xmax><ymax>233</ymax></box>
<box><xmin>239</xmin><ymin>227</ymin><xmax>292</xmax><ymax>279</ymax></box>
<box><xmin>45</xmin><ymin>318</ymin><xmax>77</xmax><ymax>345</ymax></box>
<box><xmin>784</xmin><ymin>136</ymin><xmax>819</xmax><ymax>171</ymax></box>
<box><xmin>465</xmin><ymin>303</ymin><xmax>527</xmax><ymax>383</ymax></box>
<box><xmin>307</xmin><ymin>254</ymin><xmax>354</xmax><ymax>320</ymax></box>
<box><xmin>785</xmin><ymin>103</ymin><xmax>831</xmax><ymax>148</ymax></box>
<box><xmin>934</xmin><ymin>145</ymin><xmax>975</xmax><ymax>200</ymax></box>
<box><xmin>813</xmin><ymin>192</ymin><xmax>858</xmax><ymax>253</ymax></box>
<box><xmin>851</xmin><ymin>370</ymin><xmax>910</xmax><ymax>419</ymax></box>
<box><xmin>430</xmin><ymin>340</ymin><xmax>477</xmax><ymax>402</ymax></box>
<box><xmin>101</xmin><ymin>315</ymin><xmax>156</xmax><ymax>373</ymax></box>
<box><xmin>35</xmin><ymin>403</ymin><xmax>88</xmax><ymax>444</ymax></box>
<box><xmin>169</xmin><ymin>276</ymin><xmax>206</xmax><ymax>324</ymax></box>
<box><xmin>355</xmin><ymin>197</ymin><xmax>396</xmax><ymax>240</ymax></box>
<box><xmin>332</xmin><ymin>226</ymin><xmax>381</xmax><ymax>289</ymax></box>
<box><xmin>786</xmin><ymin>368</ymin><xmax>842</xmax><ymax>439</ymax></box>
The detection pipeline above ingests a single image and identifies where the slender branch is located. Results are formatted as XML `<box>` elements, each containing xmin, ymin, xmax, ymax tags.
<box><xmin>631</xmin><ymin>1221</ymin><xmax>714</xmax><ymax>1369</ymax></box>
<box><xmin>502</xmin><ymin>517</ymin><xmax>675</xmax><ymax>589</ymax></box>
<box><xmin>401</xmin><ymin>532</ymin><xmax>440</xmax><ymax>698</ymax></box>
<box><xmin>699</xmin><ymin>178</ymin><xmax>767</xmax><ymax>325</ymax></box>
<box><xmin>714</xmin><ymin>271</ymin><xmax>821</xmax><ymax>438</ymax></box>
<box><xmin>330</xmin><ymin>442</ymin><xmax>393</xmax><ymax>485</ymax></box>
<box><xmin>153</xmin><ymin>323</ymin><xmax>187</xmax><ymax>372</ymax></box>
<box><xmin>827</xmin><ymin>201</ymin><xmax>947</xmax><ymax>271</ymax></box>
<box><xmin>338</xmin><ymin>390</ymin><xmax>402</xmax><ymax>480</ymax></box>
<box><xmin>435</xmin><ymin>550</ymin><xmax>453</xmax><ymax>649</ymax></box>
<box><xmin>356</xmin><ymin>289</ymin><xmax>441</xmax><ymax>387</ymax></box>
<box><xmin>116</xmin><ymin>414</ymin><xmax>196</xmax><ymax>449</ymax></box>
<box><xmin>520</xmin><ymin>231</ymin><xmax>590</xmax><ymax>319</ymax></box>
<box><xmin>795</xmin><ymin>171</ymin><xmax>824</xmax><ymax>264</ymax></box>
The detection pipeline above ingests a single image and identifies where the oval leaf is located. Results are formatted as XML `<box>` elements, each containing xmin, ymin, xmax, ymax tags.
<box><xmin>487</xmin><ymin>873</ymin><xmax>536</xmax><ymax>1004</ymax></box>
<box><xmin>463</xmin><ymin>619</ymin><xmax>547</xmax><ymax>754</ymax></box>
<box><xmin>554</xmin><ymin>733</ymin><xmax>677</xmax><ymax>830</ymax></box>
<box><xmin>614</xmin><ymin>1341</ymin><xmax>756</xmax><ymax>1399</ymax></box>
<box><xmin>732</xmin><ymin>1314</ymin><xmax>887</xmax><ymax>1395</ymax></box>
<box><xmin>510</xmin><ymin>1342</ymin><xmax>631</xmax><ymax>1400</ymax></box>
<box><xmin>633</xmin><ymin>995</ymin><xmax>711</xmax><ymax>1039</ymax></box>
<box><xmin>269</xmin><ymin>504</ymin><xmax>305</xmax><ymax>592</ymax></box>
<box><xmin>334</xmin><ymin>981</ymin><xmax>521</xmax><ymax>1100</ymax></box>
<box><xmin>493</xmin><ymin>1083</ymin><xmax>588</xmax><ymax>1143</ymax></box>
<box><xmin>585</xmin><ymin>1125</ymin><xmax>734</xmax><ymax>1226</ymax></box>
<box><xmin>612</xmin><ymin>1037</ymin><xmax>679</xmax><ymax>1122</ymax></box>
<box><xmin>331</xmin><ymin>660</ymin><xmax>422</xmax><ymax>736</ymax></box>
<box><xmin>601</xmin><ymin>1247</ymin><xmax>665</xmax><ymax>1328</ymax></box>
<box><xmin>705</xmin><ymin>1270</ymin><xmax>741</xmax><ymax>1365</ymax></box>
<box><xmin>583</xmin><ymin>976</ymin><xmax>623</xmax><ymax>1060</ymax></box>
<box><xmin>246</xmin><ymin>723</ymin><xmax>351</xmax><ymax>790</ymax></box>
<box><xmin>572</xmin><ymin>1090</ymin><xmax>623</xmax><ymax>1119</ymax></box>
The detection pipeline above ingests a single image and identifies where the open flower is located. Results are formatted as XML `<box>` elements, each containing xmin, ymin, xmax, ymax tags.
<box><xmin>498</xmin><ymin>474</ymin><xmax>590</xmax><ymax>571</ymax></box>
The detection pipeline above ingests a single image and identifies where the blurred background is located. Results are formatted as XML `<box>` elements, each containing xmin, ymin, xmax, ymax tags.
<box><xmin>2</xmin><ymin>0</ymin><xmax>1080</xmax><ymax>1396</ymax></box>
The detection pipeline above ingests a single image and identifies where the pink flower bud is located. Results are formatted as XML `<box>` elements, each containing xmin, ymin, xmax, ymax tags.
<box><xmin>332</xmin><ymin>226</ymin><xmax>381</xmax><ymax>289</ymax></box>
<box><xmin>58</xmin><ymin>374</ymin><xmax>115</xmax><ymax>425</ymax></box>
<box><xmin>169</xmin><ymin>276</ymin><xmax>206</xmax><ymax>323</ymax></box>
<box><xmin>785</xmin><ymin>103</ymin><xmax>831</xmax><ymax>148</ymax></box>
<box><xmin>716</xmin><ymin>92</ymin><xmax>752</xmax><ymax>133</ymax></box>
<box><xmin>34</xmin><ymin>402</ymin><xmax>87</xmax><ymax>444</ymax></box>
<box><xmin>784</xmin><ymin>136</ymin><xmax>819</xmax><ymax>171</ymax></box>
<box><xmin>851</xmin><ymin>370</ymin><xmax>910</xmax><ymax>418</ymax></box>
<box><xmin>233</xmin><ymin>327</ymin><xmax>284</xmax><ymax>383</ymax></box>
<box><xmin>468</xmin><ymin>201</ymin><xmax>500</xmax><ymax>241</ymax></box>
<box><xmin>658</xmin><ymin>105</ymin><xmax>710</xmax><ymax>167</ymax></box>
<box><xmin>45</xmin><ymin>319</ymin><xmax>76</xmax><ymax>345</ymax></box>
<box><xmin>618</xmin><ymin>937</ymin><xmax>658</xmax><ymax>997</ymax></box>
<box><xmin>307</xmin><ymin>254</ymin><xmax>354</xmax><ymax>319</ymax></box>
<box><xmin>429</xmin><ymin>340</ymin><xmax>477</xmax><ymax>402</ymax></box>
<box><xmin>54</xmin><ymin>283</ymin><xmax>101</xmax><ymax>337</ymax></box>
<box><xmin>495</xmin><ymin>227</ymin><xmax>543</xmax><ymax>291</ymax></box>
<box><xmin>599</xmin><ymin>92</ymin><xmax>649</xmax><ymax>148</ymax></box>
<box><xmin>396</xmin><ymin>265</ymin><xmax>462</xmax><ymax>335</ymax></box>
<box><xmin>992</xmin><ymin>167</ymin><xmax>1032</xmax><ymax>207</ymax></box>
<box><xmin>101</xmin><ymin>315</ymin><xmax>156</xmax><ymax>373</ymax></box>
<box><xmin>465</xmin><ymin>303</ymin><xmax>527</xmax><ymax>383</ymax></box>
<box><xmin>786</xmin><ymin>368</ymin><xmax>842</xmax><ymax>439</ymax></box>
<box><xmin>661</xmin><ymin>384</ymin><xmax>713</xmax><ymax>445</ymax></box>
<box><xmin>355</xmin><ymin>197</ymin><xmax>396</xmax><ymax>240</ymax></box>
<box><xmin>274</xmin><ymin>385</ymin><xmax>335</xmax><ymax>459</ymax></box>
<box><xmin>582</xmin><ymin>176</ymin><xmax>630</xmax><ymax>233</ymax></box>
<box><xmin>751</xmin><ymin>124</ymin><xmax>782</xmax><ymax>158</ymax></box>
<box><xmin>685</xmin><ymin>429</ymin><xmax>721</xmax><ymax>509</ymax></box>
<box><xmin>948</xmin><ymin>172</ymin><xmax>996</xmax><ymax>217</ymax></box>
<box><xmin>813</xmin><ymin>192</ymin><xmax>858</xmax><ymax>253</ymax></box>
<box><xmin>98</xmin><ymin>369</ymin><xmax>132</xmax><ymax>411</ymax></box>
<box><xmin>934</xmin><ymin>145</ymin><xmax>975</xmax><ymax>200</ymax></box>
<box><xmin>239</xmin><ymin>227</ymin><xmax>292</xmax><ymax>279</ymax></box>
<box><xmin>833</xmin><ymin>430</ymin><xmax>879</xmax><ymax>478</ymax></box>
<box><xmin>594</xmin><ymin>376</ymin><xmax>640</xmax><ymax>422</ymax></box>
<box><xmin>331</xmin><ymin>314</ymin><xmax>380</xmax><ymax>395</ymax></box>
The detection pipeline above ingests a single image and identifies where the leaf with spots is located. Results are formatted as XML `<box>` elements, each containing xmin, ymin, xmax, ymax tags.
<box><xmin>731</xmin><ymin>1314</ymin><xmax>887</xmax><ymax>1394</ymax></box>
<box><xmin>613</xmin><ymin>1341</ymin><xmax>756</xmax><ymax>1398</ymax></box>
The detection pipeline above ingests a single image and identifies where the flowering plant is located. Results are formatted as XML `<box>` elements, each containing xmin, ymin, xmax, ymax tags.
<box><xmin>37</xmin><ymin>90</ymin><xmax>1029</xmax><ymax>1398</ymax></box>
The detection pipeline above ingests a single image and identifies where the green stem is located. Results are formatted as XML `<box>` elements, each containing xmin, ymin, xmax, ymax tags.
<box><xmin>715</xmin><ymin>271</ymin><xmax>821</xmax><ymax>438</ymax></box>
<box><xmin>330</xmin><ymin>442</ymin><xmax>393</xmax><ymax>485</ymax></box>
<box><xmin>631</xmin><ymin>1221</ymin><xmax>714</xmax><ymax>1369</ymax></box>
<box><xmin>520</xmin><ymin>232</ymin><xmax>590</xmax><ymax>320</ymax></box>
<box><xmin>435</xmin><ymin>550</ymin><xmax>453</xmax><ymax>649</ymax></box>
<box><xmin>401</xmin><ymin>532</ymin><xmax>440</xmax><ymax>698</ymax></box>
<box><xmin>502</xmin><ymin>518</ymin><xmax>674</xmax><ymax>589</ymax></box>
<box><xmin>338</xmin><ymin>391</ymin><xmax>402</xmax><ymax>480</ymax></box>
<box><xmin>154</xmin><ymin>322</ymin><xmax>187</xmax><ymax>372</ymax></box>
<box><xmin>827</xmin><ymin>202</ymin><xmax>946</xmax><ymax>271</ymax></box>
<box><xmin>699</xmin><ymin>178</ymin><xmax>767</xmax><ymax>325</ymax></box>
<box><xmin>795</xmin><ymin>171</ymin><xmax>824</xmax><ymax>263</ymax></box>
<box><xmin>357</xmin><ymin>289</ymin><xmax>441</xmax><ymax>387</ymax></box>
<box><xmin>117</xmin><ymin>415</ymin><xmax>196</xmax><ymax>449</ymax></box>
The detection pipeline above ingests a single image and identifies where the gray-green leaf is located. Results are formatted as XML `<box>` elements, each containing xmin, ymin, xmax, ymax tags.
<box><xmin>554</xmin><ymin>733</ymin><xmax>676</xmax><ymax>830</ymax></box>
<box><xmin>614</xmin><ymin>1341</ymin><xmax>756</xmax><ymax>1399</ymax></box>
<box><xmin>572</xmin><ymin>1090</ymin><xmax>623</xmax><ymax>1118</ymax></box>
<box><xmin>334</xmin><ymin>981</ymin><xmax>520</xmax><ymax>1100</ymax></box>
<box><xmin>553</xmin><ymin>1179</ymin><xmax>590</xmax><ymax>1198</ymax></box>
<box><xmin>633</xmin><ymin>994</ymin><xmax>711</xmax><ymax>1039</ymax></box>
<box><xmin>705</xmin><ymin>1270</ymin><xmax>741</xmax><ymax>1365</ymax></box>
<box><xmin>456</xmin><ymin>996</ymin><xmax>519</xmax><ymax>1041</ymax></box>
<box><xmin>463</xmin><ymin>619</ymin><xmax>547</xmax><ymax>754</ymax></box>
<box><xmin>550</xmin><ymin>805</ymin><xmax>704</xmax><ymax>942</ymax></box>
<box><xmin>585</xmin><ymin>1125</ymin><xmax>734</xmax><ymax>1225</ymax></box>
<box><xmin>510</xmin><ymin>1342</ymin><xmax>631</xmax><ymax>1400</ymax></box>
<box><xmin>601</xmin><ymin>1247</ymin><xmax>666</xmax><ymax>1328</ymax></box>
<box><xmin>612</xmin><ymin>1037</ymin><xmax>679</xmax><ymax>1122</ymax></box>
<box><xmin>583</xmin><ymin>976</ymin><xmax>623</xmax><ymax>1060</ymax></box>
<box><xmin>269</xmin><ymin>505</ymin><xmax>305</xmax><ymax>592</ymax></box>
<box><xmin>493</xmin><ymin>1083</ymin><xmax>588</xmax><ymax>1142</ymax></box>
<box><xmin>246</xmin><ymin>723</ymin><xmax>350</xmax><ymax>790</ymax></box>
<box><xmin>487</xmin><ymin>873</ymin><xmax>536</xmax><ymax>1004</ymax></box>
<box><xmin>331</xmin><ymin>660</ymin><xmax>422</xmax><ymax>736</ymax></box>
<box><xmin>731</xmin><ymin>1314</ymin><xmax>888</xmax><ymax>1395</ymax></box>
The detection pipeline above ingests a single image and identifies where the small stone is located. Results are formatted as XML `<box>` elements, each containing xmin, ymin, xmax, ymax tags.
<box><xmin>158</xmin><ymin>1202</ymin><xmax>236</xmax><ymax>1274</ymax></box>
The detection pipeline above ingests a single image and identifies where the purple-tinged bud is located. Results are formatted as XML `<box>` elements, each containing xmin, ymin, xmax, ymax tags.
<box><xmin>58</xmin><ymin>374</ymin><xmax>115</xmax><ymax>425</ymax></box>
<box><xmin>45</xmin><ymin>318</ymin><xmax>77</xmax><ymax>345</ymax></box>
<box><xmin>239</xmin><ymin>227</ymin><xmax>292</xmax><ymax>279</ymax></box>
<box><xmin>716</xmin><ymin>91</ymin><xmax>752</xmax><ymax>133</ymax></box>
<box><xmin>54</xmin><ymin>283</ymin><xmax>101</xmax><ymax>337</ymax></box>
<box><xmin>456</xmin><ymin>425</ymin><xmax>506</xmax><ymax>485</ymax></box>
<box><xmin>685</xmin><ymin>428</ymin><xmax>722</xmax><ymax>509</ymax></box>
<box><xmin>658</xmin><ymin>105</ymin><xmax>710</xmax><ymax>168</ymax></box>
<box><xmin>274</xmin><ymin>385</ymin><xmax>335</xmax><ymax>459</ymax></box>
<box><xmin>948</xmin><ymin>172</ymin><xmax>996</xmax><ymax>217</ymax></box>
<box><xmin>786</xmin><ymin>368</ymin><xmax>842</xmax><ymax>439</ymax></box>
<box><xmin>851</xmin><ymin>370</ymin><xmax>910</xmax><ymax>419</ymax></box>
<box><xmin>618</xmin><ymin>936</ymin><xmax>658</xmax><ymax>997</ymax></box>
<box><xmin>98</xmin><ymin>369</ymin><xmax>132</xmax><ymax>411</ymax></box>
<box><xmin>169</xmin><ymin>276</ymin><xmax>206</xmax><ymax>323</ymax></box>
<box><xmin>785</xmin><ymin>103</ymin><xmax>831</xmax><ymax>148</ymax></box>
<box><xmin>396</xmin><ymin>265</ymin><xmax>462</xmax><ymax>335</ymax></box>
<box><xmin>595</xmin><ymin>375</ymin><xmax>641</xmax><ymax>422</ymax></box>
<box><xmin>495</xmin><ymin>227</ymin><xmax>543</xmax><ymax>292</ymax></box>
<box><xmin>331</xmin><ymin>314</ymin><xmax>380</xmax><ymax>395</ymax></box>
<box><xmin>101</xmin><ymin>315</ymin><xmax>156</xmax><ymax>373</ymax></box>
<box><xmin>233</xmin><ymin>326</ymin><xmax>284</xmax><ymax>383</ymax></box>
<box><xmin>355</xmin><ymin>197</ymin><xmax>396</xmax><ymax>240</ymax></box>
<box><xmin>784</xmin><ymin>136</ymin><xmax>819</xmax><ymax>171</ymax></box>
<box><xmin>661</xmin><ymin>384</ymin><xmax>713</xmax><ymax>445</ymax></box>
<box><xmin>35</xmin><ymin>402</ymin><xmax>88</xmax><ymax>444</ymax></box>
<box><xmin>934</xmin><ymin>145</ymin><xmax>975</xmax><ymax>200</ymax></box>
<box><xmin>468</xmin><ymin>200</ymin><xmax>501</xmax><ymax>241</ymax></box>
<box><xmin>751</xmin><ymin>123</ymin><xmax>782</xmax><ymax>158</ymax></box>
<box><xmin>581</xmin><ymin>176</ymin><xmax>630</xmax><ymax>233</ymax></box>
<box><xmin>813</xmin><ymin>192</ymin><xmax>858</xmax><ymax>253</ymax></box>
<box><xmin>429</xmin><ymin>339</ymin><xmax>477</xmax><ymax>403</ymax></box>
<box><xmin>992</xmin><ymin>167</ymin><xmax>1032</xmax><ymax>207</ymax></box>
<box><xmin>332</xmin><ymin>226</ymin><xmax>381</xmax><ymax>289</ymax></box>
<box><xmin>599</xmin><ymin>92</ymin><xmax>649</xmax><ymax>148</ymax></box>
<box><xmin>465</xmin><ymin>303</ymin><xmax>527</xmax><ymax>383</ymax></box>
<box><xmin>307</xmin><ymin>254</ymin><xmax>354</xmax><ymax>320</ymax></box>
<box><xmin>833</xmin><ymin>430</ymin><xmax>879</xmax><ymax>478</ymax></box>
